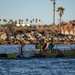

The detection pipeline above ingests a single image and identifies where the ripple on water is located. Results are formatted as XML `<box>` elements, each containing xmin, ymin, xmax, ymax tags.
<box><xmin>0</xmin><ymin>58</ymin><xmax>75</xmax><ymax>75</ymax></box>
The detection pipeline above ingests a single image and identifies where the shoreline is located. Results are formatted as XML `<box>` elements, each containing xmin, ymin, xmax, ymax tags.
<box><xmin>0</xmin><ymin>26</ymin><xmax>75</xmax><ymax>45</ymax></box>
<box><xmin>0</xmin><ymin>39</ymin><xmax>75</xmax><ymax>45</ymax></box>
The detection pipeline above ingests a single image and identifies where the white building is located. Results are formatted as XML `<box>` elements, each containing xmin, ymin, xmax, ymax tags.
<box><xmin>21</xmin><ymin>24</ymin><xmax>25</xmax><ymax>26</ymax></box>
<box><xmin>16</xmin><ymin>24</ymin><xmax>30</xmax><ymax>27</ymax></box>
<box><xmin>16</xmin><ymin>24</ymin><xmax>20</xmax><ymax>26</ymax></box>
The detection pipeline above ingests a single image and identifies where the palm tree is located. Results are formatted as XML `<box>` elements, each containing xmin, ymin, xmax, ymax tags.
<box><xmin>0</xmin><ymin>19</ymin><xmax>1</xmax><ymax>25</ymax></box>
<box><xmin>38</xmin><ymin>19</ymin><xmax>41</xmax><ymax>28</ymax></box>
<box><xmin>35</xmin><ymin>18</ymin><xmax>38</xmax><ymax>29</ymax></box>
<box><xmin>32</xmin><ymin>19</ymin><xmax>34</xmax><ymax>25</ymax></box>
<box><xmin>26</xmin><ymin>18</ymin><xmax>28</xmax><ymax>25</ymax></box>
<box><xmin>0</xmin><ymin>19</ymin><xmax>1</xmax><ymax>27</ymax></box>
<box><xmin>21</xmin><ymin>19</ymin><xmax>23</xmax><ymax>24</ymax></box>
<box><xmin>50</xmin><ymin>0</ymin><xmax>56</xmax><ymax>26</ymax></box>
<box><xmin>57</xmin><ymin>7</ymin><xmax>65</xmax><ymax>31</ymax></box>
<box><xmin>39</xmin><ymin>19</ymin><xmax>41</xmax><ymax>25</ymax></box>
<box><xmin>19</xmin><ymin>19</ymin><xmax>23</xmax><ymax>25</ymax></box>
<box><xmin>14</xmin><ymin>20</ymin><xmax>17</xmax><ymax>25</ymax></box>
<box><xmin>10</xmin><ymin>19</ymin><xmax>13</xmax><ymax>24</ymax></box>
<box><xmin>18</xmin><ymin>19</ymin><xmax>21</xmax><ymax>24</ymax></box>
<box><xmin>3</xmin><ymin>19</ymin><xmax>7</xmax><ymax>25</ymax></box>
<box><xmin>30</xmin><ymin>20</ymin><xmax>32</xmax><ymax>28</ymax></box>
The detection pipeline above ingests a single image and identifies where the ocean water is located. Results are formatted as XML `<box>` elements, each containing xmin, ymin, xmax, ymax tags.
<box><xmin>53</xmin><ymin>44</ymin><xmax>75</xmax><ymax>50</ymax></box>
<box><xmin>0</xmin><ymin>44</ymin><xmax>75</xmax><ymax>53</ymax></box>
<box><xmin>0</xmin><ymin>58</ymin><xmax>75</xmax><ymax>75</ymax></box>
<box><xmin>0</xmin><ymin>44</ymin><xmax>36</xmax><ymax>53</ymax></box>
<box><xmin>0</xmin><ymin>44</ymin><xmax>75</xmax><ymax>75</ymax></box>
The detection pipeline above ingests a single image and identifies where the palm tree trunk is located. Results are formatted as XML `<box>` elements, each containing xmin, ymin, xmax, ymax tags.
<box><xmin>0</xmin><ymin>19</ymin><xmax>1</xmax><ymax>25</ymax></box>
<box><xmin>51</xmin><ymin>0</ymin><xmax>56</xmax><ymax>27</ymax></box>
<box><xmin>59</xmin><ymin>16</ymin><xmax>61</xmax><ymax>32</ymax></box>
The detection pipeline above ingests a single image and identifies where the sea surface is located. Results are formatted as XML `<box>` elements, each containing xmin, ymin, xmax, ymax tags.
<box><xmin>0</xmin><ymin>44</ymin><xmax>75</xmax><ymax>75</ymax></box>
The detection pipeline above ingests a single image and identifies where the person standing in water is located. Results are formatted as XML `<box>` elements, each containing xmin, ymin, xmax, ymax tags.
<box><xmin>42</xmin><ymin>40</ymin><xmax>49</xmax><ymax>51</ymax></box>
<box><xmin>18</xmin><ymin>41</ymin><xmax>24</xmax><ymax>57</ymax></box>
<box><xmin>48</xmin><ymin>37</ymin><xmax>54</xmax><ymax>50</ymax></box>
<box><xmin>35</xmin><ymin>41</ymin><xmax>42</xmax><ymax>52</ymax></box>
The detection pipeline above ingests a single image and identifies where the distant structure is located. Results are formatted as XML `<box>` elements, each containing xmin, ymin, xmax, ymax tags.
<box><xmin>16</xmin><ymin>24</ymin><xmax>30</xmax><ymax>27</ymax></box>
<box><xmin>16</xmin><ymin>24</ymin><xmax>20</xmax><ymax>26</ymax></box>
<box><xmin>60</xmin><ymin>20</ymin><xmax>75</xmax><ymax>35</ymax></box>
<box><xmin>69</xmin><ymin>20</ymin><xmax>75</xmax><ymax>26</ymax></box>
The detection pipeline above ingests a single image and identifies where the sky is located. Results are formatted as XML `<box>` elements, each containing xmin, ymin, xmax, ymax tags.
<box><xmin>0</xmin><ymin>0</ymin><xmax>75</xmax><ymax>25</ymax></box>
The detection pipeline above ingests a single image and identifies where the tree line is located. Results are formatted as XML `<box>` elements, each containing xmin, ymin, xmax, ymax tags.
<box><xmin>0</xmin><ymin>18</ymin><xmax>41</xmax><ymax>26</ymax></box>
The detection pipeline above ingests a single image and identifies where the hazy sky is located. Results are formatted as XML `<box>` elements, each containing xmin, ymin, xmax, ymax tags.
<box><xmin>0</xmin><ymin>0</ymin><xmax>75</xmax><ymax>24</ymax></box>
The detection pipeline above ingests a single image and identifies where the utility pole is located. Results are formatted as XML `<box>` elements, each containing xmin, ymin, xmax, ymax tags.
<box><xmin>50</xmin><ymin>0</ymin><xmax>56</xmax><ymax>26</ymax></box>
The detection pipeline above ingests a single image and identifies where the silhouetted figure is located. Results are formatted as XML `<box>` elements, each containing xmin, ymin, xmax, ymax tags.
<box><xmin>48</xmin><ymin>42</ymin><xmax>54</xmax><ymax>50</ymax></box>
<box><xmin>42</xmin><ymin>43</ymin><xmax>47</xmax><ymax>51</ymax></box>
<box><xmin>35</xmin><ymin>41</ymin><xmax>42</xmax><ymax>52</ymax></box>
<box><xmin>42</xmin><ymin>40</ymin><xmax>49</xmax><ymax>51</ymax></box>
<box><xmin>48</xmin><ymin>37</ymin><xmax>54</xmax><ymax>50</ymax></box>
<box><xmin>18</xmin><ymin>41</ymin><xmax>24</xmax><ymax>57</ymax></box>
